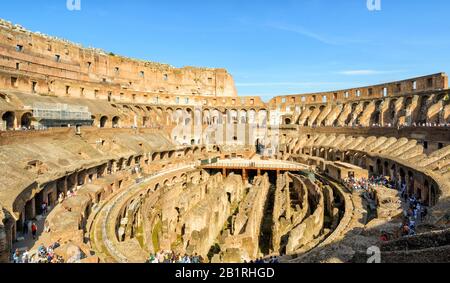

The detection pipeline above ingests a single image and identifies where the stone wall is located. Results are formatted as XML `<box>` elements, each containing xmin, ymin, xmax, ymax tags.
<box><xmin>269</xmin><ymin>73</ymin><xmax>447</xmax><ymax>106</ymax></box>
<box><xmin>0</xmin><ymin>19</ymin><xmax>237</xmax><ymax>100</ymax></box>
<box><xmin>285</xmin><ymin>176</ymin><xmax>324</xmax><ymax>254</ymax></box>
<box><xmin>218</xmin><ymin>174</ymin><xmax>270</xmax><ymax>261</ymax></box>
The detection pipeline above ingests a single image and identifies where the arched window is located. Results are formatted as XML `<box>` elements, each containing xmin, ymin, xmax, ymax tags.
<box><xmin>100</xmin><ymin>116</ymin><xmax>108</xmax><ymax>128</ymax></box>
<box><xmin>2</xmin><ymin>111</ymin><xmax>15</xmax><ymax>130</ymax></box>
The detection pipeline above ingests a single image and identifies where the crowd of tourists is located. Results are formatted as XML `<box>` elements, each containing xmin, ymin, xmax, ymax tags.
<box><xmin>343</xmin><ymin>175</ymin><xmax>395</xmax><ymax>193</ymax></box>
<box><xmin>246</xmin><ymin>256</ymin><xmax>280</xmax><ymax>263</ymax></box>
<box><xmin>147</xmin><ymin>251</ymin><xmax>205</xmax><ymax>263</ymax></box>
<box><xmin>370</xmin><ymin>122</ymin><xmax>450</xmax><ymax>128</ymax></box>
<box><xmin>12</xmin><ymin>242</ymin><xmax>64</xmax><ymax>263</ymax></box>
<box><xmin>58</xmin><ymin>188</ymin><xmax>80</xmax><ymax>204</ymax></box>
<box><xmin>146</xmin><ymin>251</ymin><xmax>280</xmax><ymax>264</ymax></box>
<box><xmin>400</xmin><ymin>195</ymin><xmax>428</xmax><ymax>237</ymax></box>
<box><xmin>343</xmin><ymin>174</ymin><xmax>429</xmax><ymax>240</ymax></box>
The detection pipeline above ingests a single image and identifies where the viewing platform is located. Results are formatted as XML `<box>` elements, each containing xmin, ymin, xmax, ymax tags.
<box><xmin>201</xmin><ymin>158</ymin><xmax>310</xmax><ymax>180</ymax></box>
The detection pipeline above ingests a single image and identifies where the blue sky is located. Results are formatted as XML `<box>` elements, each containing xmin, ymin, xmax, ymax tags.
<box><xmin>1</xmin><ymin>0</ymin><xmax>449</xmax><ymax>101</ymax></box>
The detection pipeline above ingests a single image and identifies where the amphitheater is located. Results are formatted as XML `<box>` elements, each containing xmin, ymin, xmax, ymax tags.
<box><xmin>0</xmin><ymin>19</ymin><xmax>449</xmax><ymax>263</ymax></box>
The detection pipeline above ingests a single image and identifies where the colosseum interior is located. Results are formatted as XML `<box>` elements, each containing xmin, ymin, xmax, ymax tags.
<box><xmin>0</xmin><ymin>18</ymin><xmax>449</xmax><ymax>264</ymax></box>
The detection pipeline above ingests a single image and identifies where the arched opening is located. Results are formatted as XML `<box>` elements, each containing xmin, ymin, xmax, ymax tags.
<box><xmin>239</xmin><ymin>110</ymin><xmax>247</xmax><ymax>124</ymax></box>
<box><xmin>112</xmin><ymin>116</ymin><xmax>120</xmax><ymax>128</ymax></box>
<box><xmin>184</xmin><ymin>148</ymin><xmax>193</xmax><ymax>156</ymax></box>
<box><xmin>203</xmin><ymin>109</ymin><xmax>211</xmax><ymax>125</ymax></box>
<box><xmin>2</xmin><ymin>111</ymin><xmax>15</xmax><ymax>130</ymax></box>
<box><xmin>399</xmin><ymin>168</ymin><xmax>406</xmax><ymax>185</ymax></box>
<box><xmin>370</xmin><ymin>101</ymin><xmax>383</xmax><ymax>126</ymax></box>
<box><xmin>20</xmin><ymin>112</ymin><xmax>33</xmax><ymax>129</ymax></box>
<box><xmin>285</xmin><ymin>118</ymin><xmax>291</xmax><ymax>125</ymax></box>
<box><xmin>430</xmin><ymin>185</ymin><xmax>437</xmax><ymax>206</ymax></box>
<box><xmin>376</xmin><ymin>159</ymin><xmax>383</xmax><ymax>175</ymax></box>
<box><xmin>100</xmin><ymin>116</ymin><xmax>108</xmax><ymax>128</ymax></box>
<box><xmin>185</xmin><ymin>108</ymin><xmax>193</xmax><ymax>125</ymax></box>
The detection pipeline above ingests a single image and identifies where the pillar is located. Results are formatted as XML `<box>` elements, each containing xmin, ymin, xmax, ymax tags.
<box><xmin>25</xmin><ymin>198</ymin><xmax>36</xmax><ymax>221</ymax></box>
<box><xmin>242</xmin><ymin>169</ymin><xmax>248</xmax><ymax>182</ymax></box>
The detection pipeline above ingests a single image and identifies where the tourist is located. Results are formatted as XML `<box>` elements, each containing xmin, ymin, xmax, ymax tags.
<box><xmin>401</xmin><ymin>224</ymin><xmax>410</xmax><ymax>237</ymax></box>
<box><xmin>182</xmin><ymin>254</ymin><xmax>191</xmax><ymax>263</ymax></box>
<box><xmin>31</xmin><ymin>222</ymin><xmax>38</xmax><ymax>240</ymax></box>
<box><xmin>12</xmin><ymin>249</ymin><xmax>21</xmax><ymax>263</ymax></box>
<box><xmin>44</xmin><ymin>220</ymin><xmax>50</xmax><ymax>233</ymax></box>
<box><xmin>192</xmin><ymin>253</ymin><xmax>200</xmax><ymax>263</ymax></box>
<box><xmin>41</xmin><ymin>202</ymin><xmax>48</xmax><ymax>215</ymax></box>
<box><xmin>58</xmin><ymin>192</ymin><xmax>65</xmax><ymax>204</ymax></box>
<box><xmin>21</xmin><ymin>249</ymin><xmax>29</xmax><ymax>263</ymax></box>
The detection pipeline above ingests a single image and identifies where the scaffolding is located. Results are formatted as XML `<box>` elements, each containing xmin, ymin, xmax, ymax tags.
<box><xmin>33</xmin><ymin>102</ymin><xmax>92</xmax><ymax>121</ymax></box>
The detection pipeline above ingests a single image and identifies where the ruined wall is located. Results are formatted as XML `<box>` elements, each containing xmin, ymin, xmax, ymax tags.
<box><xmin>285</xmin><ymin>176</ymin><xmax>324</xmax><ymax>254</ymax></box>
<box><xmin>218</xmin><ymin>174</ymin><xmax>270</xmax><ymax>261</ymax></box>
<box><xmin>0</xmin><ymin>19</ymin><xmax>237</xmax><ymax>103</ymax></box>
<box><xmin>282</xmin><ymin>133</ymin><xmax>450</xmax><ymax>224</ymax></box>
<box><xmin>269</xmin><ymin>73</ymin><xmax>448</xmax><ymax>106</ymax></box>
<box><xmin>0</xmin><ymin>207</ymin><xmax>8</xmax><ymax>263</ymax></box>
<box><xmin>272</xmin><ymin>173</ymin><xmax>309</xmax><ymax>253</ymax></box>
<box><xmin>143</xmin><ymin>172</ymin><xmax>246</xmax><ymax>259</ymax></box>
<box><xmin>182</xmin><ymin>174</ymin><xmax>245</xmax><ymax>257</ymax></box>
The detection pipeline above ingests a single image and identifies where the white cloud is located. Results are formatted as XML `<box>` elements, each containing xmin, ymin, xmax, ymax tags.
<box><xmin>337</xmin><ymin>70</ymin><xmax>403</xmax><ymax>76</ymax></box>
<box><xmin>265</xmin><ymin>22</ymin><xmax>371</xmax><ymax>46</ymax></box>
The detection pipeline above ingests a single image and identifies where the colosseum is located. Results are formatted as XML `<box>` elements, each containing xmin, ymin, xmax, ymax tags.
<box><xmin>0</xmin><ymin>18</ymin><xmax>449</xmax><ymax>264</ymax></box>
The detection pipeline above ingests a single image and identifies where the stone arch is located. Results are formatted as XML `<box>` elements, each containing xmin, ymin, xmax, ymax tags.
<box><xmin>152</xmin><ymin>152</ymin><xmax>160</xmax><ymax>162</ymax></box>
<box><xmin>100</xmin><ymin>116</ymin><xmax>108</xmax><ymax>128</ymax></box>
<box><xmin>185</xmin><ymin>147</ymin><xmax>193</xmax><ymax>156</ymax></box>
<box><xmin>239</xmin><ymin>109</ymin><xmax>247</xmax><ymax>124</ymax></box>
<box><xmin>155</xmin><ymin>107</ymin><xmax>163</xmax><ymax>123</ymax></box>
<box><xmin>258</xmin><ymin>110</ymin><xmax>267</xmax><ymax>127</ymax></box>
<box><xmin>211</xmin><ymin>109</ymin><xmax>221</xmax><ymax>124</ymax></box>
<box><xmin>112</xmin><ymin>116</ymin><xmax>120</xmax><ymax>128</ymax></box>
<box><xmin>161</xmin><ymin>151</ymin><xmax>169</xmax><ymax>160</ymax></box>
<box><xmin>284</xmin><ymin>117</ymin><xmax>292</xmax><ymax>125</ymax></box>
<box><xmin>20</xmin><ymin>112</ymin><xmax>33</xmax><ymax>129</ymax></box>
<box><xmin>376</xmin><ymin>159</ymin><xmax>383</xmax><ymax>175</ymax></box>
<box><xmin>126</xmin><ymin>156</ymin><xmax>134</xmax><ymax>167</ymax></box>
<box><xmin>370</xmin><ymin>101</ymin><xmax>383</xmax><ymax>126</ymax></box>
<box><xmin>2</xmin><ymin>111</ymin><xmax>15</xmax><ymax>130</ymax></box>
<box><xmin>248</xmin><ymin>109</ymin><xmax>256</xmax><ymax>124</ymax></box>
<box><xmin>203</xmin><ymin>109</ymin><xmax>211</xmax><ymax>125</ymax></box>
<box><xmin>185</xmin><ymin>108</ymin><xmax>193</xmax><ymax>125</ymax></box>
<box><xmin>175</xmin><ymin>108</ymin><xmax>183</xmax><ymax>125</ymax></box>
<box><xmin>165</xmin><ymin>108</ymin><xmax>174</xmax><ymax>125</ymax></box>
<box><xmin>193</xmin><ymin>147</ymin><xmax>200</xmax><ymax>155</ymax></box>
